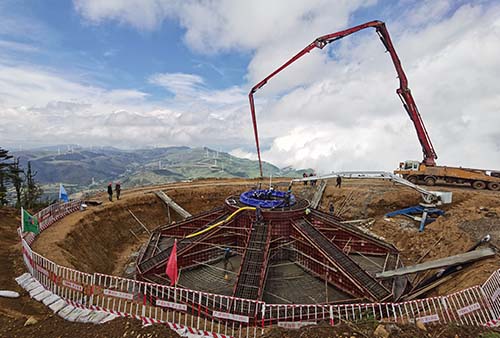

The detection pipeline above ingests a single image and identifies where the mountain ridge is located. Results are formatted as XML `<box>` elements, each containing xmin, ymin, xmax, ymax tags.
<box><xmin>12</xmin><ymin>146</ymin><xmax>309</xmax><ymax>198</ymax></box>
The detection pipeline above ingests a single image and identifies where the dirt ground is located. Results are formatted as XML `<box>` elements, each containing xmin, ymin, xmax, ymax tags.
<box><xmin>1</xmin><ymin>177</ymin><xmax>500</xmax><ymax>337</ymax></box>
<box><xmin>262</xmin><ymin>320</ymin><xmax>499</xmax><ymax>338</ymax></box>
<box><xmin>0</xmin><ymin>207</ymin><xmax>180</xmax><ymax>338</ymax></box>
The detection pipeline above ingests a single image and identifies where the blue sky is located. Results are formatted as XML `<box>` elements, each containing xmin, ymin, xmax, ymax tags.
<box><xmin>2</xmin><ymin>0</ymin><xmax>249</xmax><ymax>96</ymax></box>
<box><xmin>1</xmin><ymin>0</ymin><xmax>499</xmax><ymax>172</ymax></box>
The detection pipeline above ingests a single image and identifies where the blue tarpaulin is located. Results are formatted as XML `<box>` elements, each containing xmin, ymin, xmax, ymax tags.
<box><xmin>239</xmin><ymin>189</ymin><xmax>296</xmax><ymax>208</ymax></box>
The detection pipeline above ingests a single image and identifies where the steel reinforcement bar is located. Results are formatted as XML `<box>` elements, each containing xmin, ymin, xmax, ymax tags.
<box><xmin>293</xmin><ymin>218</ymin><xmax>391</xmax><ymax>301</ymax></box>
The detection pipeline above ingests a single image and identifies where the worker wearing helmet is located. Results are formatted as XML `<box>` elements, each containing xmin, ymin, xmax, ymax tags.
<box><xmin>115</xmin><ymin>182</ymin><xmax>121</xmax><ymax>200</ymax></box>
<box><xmin>107</xmin><ymin>183</ymin><xmax>113</xmax><ymax>202</ymax></box>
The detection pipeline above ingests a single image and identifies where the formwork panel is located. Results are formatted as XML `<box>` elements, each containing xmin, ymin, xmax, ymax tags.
<box><xmin>138</xmin><ymin>193</ymin><xmax>402</xmax><ymax>306</ymax></box>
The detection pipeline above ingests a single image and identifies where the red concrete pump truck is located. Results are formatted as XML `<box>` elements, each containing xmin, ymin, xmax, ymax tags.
<box><xmin>248</xmin><ymin>20</ymin><xmax>500</xmax><ymax>190</ymax></box>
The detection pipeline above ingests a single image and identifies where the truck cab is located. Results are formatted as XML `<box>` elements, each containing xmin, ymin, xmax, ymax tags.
<box><xmin>399</xmin><ymin>160</ymin><xmax>420</xmax><ymax>171</ymax></box>
<box><xmin>394</xmin><ymin>160</ymin><xmax>424</xmax><ymax>184</ymax></box>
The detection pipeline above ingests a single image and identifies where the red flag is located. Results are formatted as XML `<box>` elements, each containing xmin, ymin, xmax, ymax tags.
<box><xmin>166</xmin><ymin>239</ymin><xmax>178</xmax><ymax>286</ymax></box>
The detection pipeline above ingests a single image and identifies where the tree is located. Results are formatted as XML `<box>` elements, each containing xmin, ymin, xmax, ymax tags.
<box><xmin>9</xmin><ymin>157</ymin><xmax>24</xmax><ymax>208</ymax></box>
<box><xmin>0</xmin><ymin>147</ymin><xmax>12</xmax><ymax>168</ymax></box>
<box><xmin>0</xmin><ymin>147</ymin><xmax>13</xmax><ymax>206</ymax></box>
<box><xmin>23</xmin><ymin>161</ymin><xmax>43</xmax><ymax>209</ymax></box>
<box><xmin>0</xmin><ymin>175</ymin><xmax>6</xmax><ymax>206</ymax></box>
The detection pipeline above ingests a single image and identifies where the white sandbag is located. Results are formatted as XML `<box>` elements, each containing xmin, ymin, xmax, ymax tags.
<box><xmin>0</xmin><ymin>290</ymin><xmax>20</xmax><ymax>298</ymax></box>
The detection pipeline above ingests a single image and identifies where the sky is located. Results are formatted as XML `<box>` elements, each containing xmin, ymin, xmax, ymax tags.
<box><xmin>0</xmin><ymin>0</ymin><xmax>499</xmax><ymax>173</ymax></box>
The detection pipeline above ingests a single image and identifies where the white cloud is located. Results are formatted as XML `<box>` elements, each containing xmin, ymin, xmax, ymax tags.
<box><xmin>149</xmin><ymin>72</ymin><xmax>204</xmax><ymax>96</ymax></box>
<box><xmin>73</xmin><ymin>0</ymin><xmax>374</xmax><ymax>88</ymax></box>
<box><xmin>0</xmin><ymin>39</ymin><xmax>39</xmax><ymax>53</ymax></box>
<box><xmin>2</xmin><ymin>1</ymin><xmax>500</xmax><ymax>176</ymax></box>
<box><xmin>229</xmin><ymin>148</ymin><xmax>257</xmax><ymax>161</ymax></box>
<box><xmin>73</xmin><ymin>0</ymin><xmax>175</xmax><ymax>30</ymax></box>
<box><xmin>0</xmin><ymin>62</ymin><xmax>251</xmax><ymax>150</ymax></box>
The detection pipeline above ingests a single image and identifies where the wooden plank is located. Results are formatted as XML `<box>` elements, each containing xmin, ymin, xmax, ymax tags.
<box><xmin>310</xmin><ymin>180</ymin><xmax>327</xmax><ymax>209</ymax></box>
<box><xmin>154</xmin><ymin>191</ymin><xmax>192</xmax><ymax>219</ymax></box>
<box><xmin>376</xmin><ymin>248</ymin><xmax>495</xmax><ymax>279</ymax></box>
<box><xmin>404</xmin><ymin>275</ymin><xmax>454</xmax><ymax>300</ymax></box>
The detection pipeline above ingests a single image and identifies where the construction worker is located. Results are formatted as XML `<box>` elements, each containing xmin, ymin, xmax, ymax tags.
<box><xmin>303</xmin><ymin>172</ymin><xmax>308</xmax><ymax>185</ymax></box>
<box><xmin>309</xmin><ymin>173</ymin><xmax>315</xmax><ymax>187</ymax></box>
<box><xmin>107</xmin><ymin>183</ymin><xmax>113</xmax><ymax>202</ymax></box>
<box><xmin>284</xmin><ymin>191</ymin><xmax>291</xmax><ymax>209</ymax></box>
<box><xmin>256</xmin><ymin>205</ymin><xmax>263</xmax><ymax>222</ymax></box>
<box><xmin>284</xmin><ymin>184</ymin><xmax>292</xmax><ymax>208</ymax></box>
<box><xmin>329</xmin><ymin>202</ymin><xmax>335</xmax><ymax>215</ymax></box>
<box><xmin>223</xmin><ymin>247</ymin><xmax>234</xmax><ymax>272</ymax></box>
<box><xmin>115</xmin><ymin>182</ymin><xmax>121</xmax><ymax>200</ymax></box>
<box><xmin>266</xmin><ymin>186</ymin><xmax>274</xmax><ymax>199</ymax></box>
<box><xmin>336</xmin><ymin>176</ymin><xmax>342</xmax><ymax>188</ymax></box>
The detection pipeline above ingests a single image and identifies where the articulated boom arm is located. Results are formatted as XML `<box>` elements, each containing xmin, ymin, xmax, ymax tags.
<box><xmin>249</xmin><ymin>20</ymin><xmax>437</xmax><ymax>177</ymax></box>
<box><xmin>292</xmin><ymin>171</ymin><xmax>450</xmax><ymax>205</ymax></box>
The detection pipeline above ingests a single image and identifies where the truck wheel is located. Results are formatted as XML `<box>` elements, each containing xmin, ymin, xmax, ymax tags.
<box><xmin>424</xmin><ymin>177</ymin><xmax>436</xmax><ymax>186</ymax></box>
<box><xmin>407</xmin><ymin>176</ymin><xmax>418</xmax><ymax>184</ymax></box>
<box><xmin>487</xmin><ymin>182</ymin><xmax>500</xmax><ymax>191</ymax></box>
<box><xmin>472</xmin><ymin>181</ymin><xmax>486</xmax><ymax>190</ymax></box>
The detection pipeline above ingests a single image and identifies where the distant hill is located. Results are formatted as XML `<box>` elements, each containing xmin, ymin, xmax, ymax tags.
<box><xmin>13</xmin><ymin>146</ymin><xmax>309</xmax><ymax>198</ymax></box>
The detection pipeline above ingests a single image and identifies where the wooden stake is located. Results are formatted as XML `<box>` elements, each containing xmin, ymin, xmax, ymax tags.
<box><xmin>129</xmin><ymin>229</ymin><xmax>141</xmax><ymax>241</ymax></box>
<box><xmin>416</xmin><ymin>236</ymin><xmax>443</xmax><ymax>264</ymax></box>
<box><xmin>128</xmin><ymin>209</ymin><xmax>151</xmax><ymax>235</ymax></box>
<box><xmin>411</xmin><ymin>235</ymin><xmax>444</xmax><ymax>285</ymax></box>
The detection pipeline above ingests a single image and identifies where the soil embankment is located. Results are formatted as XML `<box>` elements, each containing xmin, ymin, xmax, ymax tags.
<box><xmin>1</xmin><ymin>178</ymin><xmax>499</xmax><ymax>337</ymax></box>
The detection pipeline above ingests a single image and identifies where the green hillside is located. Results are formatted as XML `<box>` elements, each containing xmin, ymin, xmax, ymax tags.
<box><xmin>13</xmin><ymin>146</ymin><xmax>308</xmax><ymax>198</ymax></box>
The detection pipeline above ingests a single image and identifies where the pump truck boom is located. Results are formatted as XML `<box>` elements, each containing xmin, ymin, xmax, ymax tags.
<box><xmin>248</xmin><ymin>20</ymin><xmax>500</xmax><ymax>191</ymax></box>
<box><xmin>249</xmin><ymin>20</ymin><xmax>437</xmax><ymax>175</ymax></box>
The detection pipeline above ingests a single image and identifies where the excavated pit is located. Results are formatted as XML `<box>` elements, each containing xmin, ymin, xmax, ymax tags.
<box><xmin>32</xmin><ymin>181</ymin><xmax>259</xmax><ymax>275</ymax></box>
<box><xmin>31</xmin><ymin>178</ymin><xmax>500</xmax><ymax>303</ymax></box>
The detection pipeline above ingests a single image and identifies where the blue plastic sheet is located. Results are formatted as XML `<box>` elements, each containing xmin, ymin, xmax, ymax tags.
<box><xmin>239</xmin><ymin>189</ymin><xmax>296</xmax><ymax>208</ymax></box>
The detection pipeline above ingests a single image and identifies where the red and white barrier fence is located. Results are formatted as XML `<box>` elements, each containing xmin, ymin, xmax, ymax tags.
<box><xmin>21</xmin><ymin>236</ymin><xmax>34</xmax><ymax>275</ymax></box>
<box><xmin>17</xmin><ymin>201</ymin><xmax>500</xmax><ymax>337</ymax></box>
<box><xmin>57</xmin><ymin>265</ymin><xmax>94</xmax><ymax>307</ymax></box>
<box><xmin>31</xmin><ymin>251</ymin><xmax>58</xmax><ymax>294</ymax></box>
<box><xmin>481</xmin><ymin>269</ymin><xmax>500</xmax><ymax>327</ymax></box>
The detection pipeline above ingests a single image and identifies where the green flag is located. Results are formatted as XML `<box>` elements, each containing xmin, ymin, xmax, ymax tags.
<box><xmin>22</xmin><ymin>208</ymin><xmax>39</xmax><ymax>234</ymax></box>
